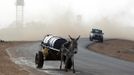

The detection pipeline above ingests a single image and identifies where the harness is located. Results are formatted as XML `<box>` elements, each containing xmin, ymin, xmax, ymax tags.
<box><xmin>62</xmin><ymin>41</ymin><xmax>75</xmax><ymax>58</ymax></box>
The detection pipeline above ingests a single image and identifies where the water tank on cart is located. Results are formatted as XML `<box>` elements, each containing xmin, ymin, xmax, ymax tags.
<box><xmin>41</xmin><ymin>34</ymin><xmax>67</xmax><ymax>50</ymax></box>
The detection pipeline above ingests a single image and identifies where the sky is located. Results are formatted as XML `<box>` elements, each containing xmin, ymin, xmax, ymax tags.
<box><xmin>0</xmin><ymin>0</ymin><xmax>133</xmax><ymax>28</ymax></box>
<box><xmin>0</xmin><ymin>0</ymin><xmax>134</xmax><ymax>40</ymax></box>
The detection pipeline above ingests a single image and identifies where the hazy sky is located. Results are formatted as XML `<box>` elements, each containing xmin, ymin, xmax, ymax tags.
<box><xmin>1</xmin><ymin>0</ymin><xmax>134</xmax><ymax>41</ymax></box>
<box><xmin>0</xmin><ymin>0</ymin><xmax>134</xmax><ymax>29</ymax></box>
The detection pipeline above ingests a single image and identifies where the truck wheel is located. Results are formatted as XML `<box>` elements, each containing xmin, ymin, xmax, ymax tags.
<box><xmin>35</xmin><ymin>51</ymin><xmax>44</xmax><ymax>69</ymax></box>
<box><xmin>65</xmin><ymin>58</ymin><xmax>72</xmax><ymax>69</ymax></box>
<box><xmin>90</xmin><ymin>36</ymin><xmax>93</xmax><ymax>41</ymax></box>
<box><xmin>101</xmin><ymin>38</ymin><xmax>103</xmax><ymax>43</ymax></box>
<box><xmin>99</xmin><ymin>38</ymin><xmax>103</xmax><ymax>43</ymax></box>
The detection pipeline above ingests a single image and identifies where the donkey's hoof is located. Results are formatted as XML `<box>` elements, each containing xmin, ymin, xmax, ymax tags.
<box><xmin>73</xmin><ymin>70</ymin><xmax>75</xmax><ymax>73</ymax></box>
<box><xmin>65</xmin><ymin>69</ymin><xmax>68</xmax><ymax>72</ymax></box>
<box><xmin>60</xmin><ymin>66</ymin><xmax>62</xmax><ymax>70</ymax></box>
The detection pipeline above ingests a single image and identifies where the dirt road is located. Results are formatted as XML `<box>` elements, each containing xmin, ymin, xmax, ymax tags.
<box><xmin>0</xmin><ymin>42</ymin><xmax>29</xmax><ymax>75</ymax></box>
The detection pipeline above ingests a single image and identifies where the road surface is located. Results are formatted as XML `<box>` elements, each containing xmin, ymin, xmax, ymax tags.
<box><xmin>7</xmin><ymin>38</ymin><xmax>134</xmax><ymax>75</ymax></box>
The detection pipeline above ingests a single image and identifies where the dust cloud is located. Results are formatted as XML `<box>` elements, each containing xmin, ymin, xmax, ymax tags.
<box><xmin>1</xmin><ymin>12</ymin><xmax>134</xmax><ymax>41</ymax></box>
<box><xmin>0</xmin><ymin>10</ymin><xmax>88</xmax><ymax>41</ymax></box>
<box><xmin>0</xmin><ymin>10</ymin><xmax>134</xmax><ymax>41</ymax></box>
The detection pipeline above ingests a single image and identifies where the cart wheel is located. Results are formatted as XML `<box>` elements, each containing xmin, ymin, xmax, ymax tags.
<box><xmin>35</xmin><ymin>51</ymin><xmax>44</xmax><ymax>69</ymax></box>
<box><xmin>65</xmin><ymin>58</ymin><xmax>72</xmax><ymax>69</ymax></box>
<box><xmin>35</xmin><ymin>53</ymin><xmax>38</xmax><ymax>65</ymax></box>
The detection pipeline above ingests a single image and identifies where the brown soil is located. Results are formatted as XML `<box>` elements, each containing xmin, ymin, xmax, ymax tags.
<box><xmin>88</xmin><ymin>39</ymin><xmax>134</xmax><ymax>62</ymax></box>
<box><xmin>0</xmin><ymin>42</ymin><xmax>29</xmax><ymax>75</ymax></box>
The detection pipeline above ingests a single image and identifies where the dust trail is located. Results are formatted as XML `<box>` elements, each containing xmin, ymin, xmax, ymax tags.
<box><xmin>91</xmin><ymin>16</ymin><xmax>134</xmax><ymax>41</ymax></box>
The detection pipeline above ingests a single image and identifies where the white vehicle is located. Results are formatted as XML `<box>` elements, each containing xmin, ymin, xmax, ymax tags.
<box><xmin>90</xmin><ymin>29</ymin><xmax>104</xmax><ymax>42</ymax></box>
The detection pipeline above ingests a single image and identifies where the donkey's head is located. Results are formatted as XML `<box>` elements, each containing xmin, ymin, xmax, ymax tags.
<box><xmin>68</xmin><ymin>35</ymin><xmax>80</xmax><ymax>54</ymax></box>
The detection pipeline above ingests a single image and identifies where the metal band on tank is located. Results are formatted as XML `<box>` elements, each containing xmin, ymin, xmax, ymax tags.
<box><xmin>48</xmin><ymin>36</ymin><xmax>54</xmax><ymax>47</ymax></box>
<box><xmin>51</xmin><ymin>37</ymin><xmax>60</xmax><ymax>47</ymax></box>
<box><xmin>43</xmin><ymin>35</ymin><xmax>53</xmax><ymax>44</ymax></box>
<box><xmin>49</xmin><ymin>36</ymin><xmax>60</xmax><ymax>47</ymax></box>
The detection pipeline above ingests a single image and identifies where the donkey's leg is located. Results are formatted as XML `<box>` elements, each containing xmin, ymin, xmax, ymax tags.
<box><xmin>65</xmin><ymin>56</ymin><xmax>68</xmax><ymax>72</ymax></box>
<box><xmin>72</xmin><ymin>56</ymin><xmax>75</xmax><ymax>73</ymax></box>
<box><xmin>60</xmin><ymin>53</ymin><xmax>63</xmax><ymax>70</ymax></box>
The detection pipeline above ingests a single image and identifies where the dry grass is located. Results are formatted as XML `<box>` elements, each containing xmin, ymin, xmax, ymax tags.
<box><xmin>88</xmin><ymin>39</ymin><xmax>134</xmax><ymax>62</ymax></box>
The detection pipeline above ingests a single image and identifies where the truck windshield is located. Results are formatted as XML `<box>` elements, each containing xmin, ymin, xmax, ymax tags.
<box><xmin>92</xmin><ymin>29</ymin><xmax>102</xmax><ymax>33</ymax></box>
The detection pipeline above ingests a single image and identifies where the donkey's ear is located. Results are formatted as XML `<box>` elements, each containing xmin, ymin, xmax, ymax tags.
<box><xmin>69</xmin><ymin>35</ymin><xmax>74</xmax><ymax>40</ymax></box>
<box><xmin>76</xmin><ymin>35</ymin><xmax>80</xmax><ymax>41</ymax></box>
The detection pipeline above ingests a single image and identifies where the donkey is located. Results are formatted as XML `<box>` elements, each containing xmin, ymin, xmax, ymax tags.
<box><xmin>60</xmin><ymin>35</ymin><xmax>80</xmax><ymax>73</ymax></box>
